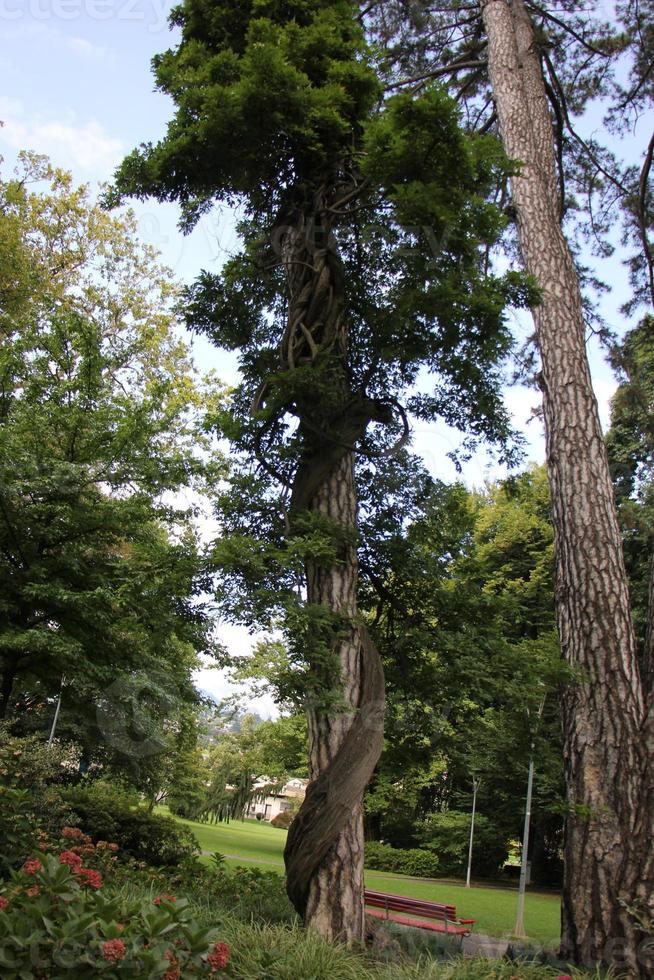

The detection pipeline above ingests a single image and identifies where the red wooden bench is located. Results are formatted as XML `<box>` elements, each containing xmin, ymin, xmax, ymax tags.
<box><xmin>364</xmin><ymin>888</ymin><xmax>475</xmax><ymax>944</ymax></box>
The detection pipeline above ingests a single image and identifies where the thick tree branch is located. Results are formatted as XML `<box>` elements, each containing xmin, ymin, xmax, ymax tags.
<box><xmin>637</xmin><ymin>129</ymin><xmax>654</xmax><ymax>308</ymax></box>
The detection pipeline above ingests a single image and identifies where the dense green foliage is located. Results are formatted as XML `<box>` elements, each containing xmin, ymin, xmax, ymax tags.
<box><xmin>356</xmin><ymin>466</ymin><xmax>564</xmax><ymax>882</ymax></box>
<box><xmin>0</xmin><ymin>725</ymin><xmax>77</xmax><ymax>872</ymax></box>
<box><xmin>63</xmin><ymin>783</ymin><xmax>199</xmax><ymax>868</ymax></box>
<box><xmin>0</xmin><ymin>154</ymin><xmax>224</xmax><ymax>779</ymax></box>
<box><xmin>364</xmin><ymin>842</ymin><xmax>440</xmax><ymax>879</ymax></box>
<box><xmin>0</xmin><ymin>845</ymin><xmax>225</xmax><ymax>978</ymax></box>
<box><xmin>607</xmin><ymin>316</ymin><xmax>654</xmax><ymax>664</ymax></box>
<box><xmin>111</xmin><ymin>0</ymin><xmax>536</xmax><ymax>714</ymax></box>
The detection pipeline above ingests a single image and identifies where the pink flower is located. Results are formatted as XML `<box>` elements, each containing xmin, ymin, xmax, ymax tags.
<box><xmin>207</xmin><ymin>941</ymin><xmax>230</xmax><ymax>972</ymax></box>
<box><xmin>76</xmin><ymin>868</ymin><xmax>103</xmax><ymax>890</ymax></box>
<box><xmin>153</xmin><ymin>894</ymin><xmax>177</xmax><ymax>906</ymax></box>
<box><xmin>108</xmin><ymin>843</ymin><xmax>119</xmax><ymax>852</ymax></box>
<box><xmin>102</xmin><ymin>939</ymin><xmax>126</xmax><ymax>962</ymax></box>
<box><xmin>163</xmin><ymin>949</ymin><xmax>181</xmax><ymax>980</ymax></box>
<box><xmin>61</xmin><ymin>827</ymin><xmax>84</xmax><ymax>840</ymax></box>
<box><xmin>26</xmin><ymin>886</ymin><xmax>40</xmax><ymax>898</ymax></box>
<box><xmin>59</xmin><ymin>850</ymin><xmax>83</xmax><ymax>870</ymax></box>
<box><xmin>0</xmin><ymin>896</ymin><xmax>8</xmax><ymax>910</ymax></box>
<box><xmin>22</xmin><ymin>859</ymin><xmax>42</xmax><ymax>876</ymax></box>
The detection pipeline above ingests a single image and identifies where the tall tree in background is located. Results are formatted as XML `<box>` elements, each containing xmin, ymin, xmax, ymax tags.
<box><xmin>479</xmin><ymin>2</ymin><xmax>649</xmax><ymax>969</ymax></box>
<box><xmin>363</xmin><ymin>1</ymin><xmax>653</xmax><ymax>969</ymax></box>
<box><xmin>0</xmin><ymin>155</ymin><xmax>223</xmax><ymax>763</ymax></box>
<box><xmin>112</xmin><ymin>0</ymin><xmax>530</xmax><ymax>941</ymax></box>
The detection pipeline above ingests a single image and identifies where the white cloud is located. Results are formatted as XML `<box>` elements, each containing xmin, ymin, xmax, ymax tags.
<box><xmin>593</xmin><ymin>376</ymin><xmax>618</xmax><ymax>430</ymax></box>
<box><xmin>0</xmin><ymin>98</ymin><xmax>122</xmax><ymax>176</ymax></box>
<box><xmin>66</xmin><ymin>35</ymin><xmax>108</xmax><ymax>61</ymax></box>
<box><xmin>3</xmin><ymin>22</ymin><xmax>109</xmax><ymax>62</ymax></box>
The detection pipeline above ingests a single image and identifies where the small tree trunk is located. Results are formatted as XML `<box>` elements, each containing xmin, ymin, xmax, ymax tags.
<box><xmin>278</xmin><ymin>191</ymin><xmax>385</xmax><ymax>944</ymax></box>
<box><xmin>0</xmin><ymin>653</ymin><xmax>19</xmax><ymax>719</ymax></box>
<box><xmin>480</xmin><ymin>1</ymin><xmax>651</xmax><ymax>972</ymax></box>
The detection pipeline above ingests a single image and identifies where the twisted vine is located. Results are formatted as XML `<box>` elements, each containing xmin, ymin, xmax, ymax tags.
<box><xmin>284</xmin><ymin>623</ymin><xmax>385</xmax><ymax>917</ymax></box>
<box><xmin>255</xmin><ymin>174</ymin><xmax>388</xmax><ymax>927</ymax></box>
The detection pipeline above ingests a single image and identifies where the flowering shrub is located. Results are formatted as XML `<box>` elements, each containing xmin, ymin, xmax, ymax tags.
<box><xmin>0</xmin><ymin>845</ymin><xmax>229</xmax><ymax>977</ymax></box>
<box><xmin>63</xmin><ymin>784</ymin><xmax>199</xmax><ymax>867</ymax></box>
<box><xmin>0</xmin><ymin>727</ymin><xmax>77</xmax><ymax>872</ymax></box>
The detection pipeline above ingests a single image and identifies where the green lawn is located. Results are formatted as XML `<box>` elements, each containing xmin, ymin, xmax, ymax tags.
<box><xmin>175</xmin><ymin>815</ymin><xmax>561</xmax><ymax>945</ymax></box>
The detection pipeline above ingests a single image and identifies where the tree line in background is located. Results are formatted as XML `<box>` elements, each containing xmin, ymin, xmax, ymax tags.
<box><xmin>2</xmin><ymin>0</ymin><xmax>654</xmax><ymax>973</ymax></box>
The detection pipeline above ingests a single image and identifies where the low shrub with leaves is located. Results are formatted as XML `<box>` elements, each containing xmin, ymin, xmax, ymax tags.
<box><xmin>172</xmin><ymin>856</ymin><xmax>296</xmax><ymax>926</ymax></box>
<box><xmin>64</xmin><ymin>783</ymin><xmax>199</xmax><ymax>867</ymax></box>
<box><xmin>365</xmin><ymin>842</ymin><xmax>440</xmax><ymax>878</ymax></box>
<box><xmin>0</xmin><ymin>842</ymin><xmax>229</xmax><ymax>978</ymax></box>
<box><xmin>270</xmin><ymin>811</ymin><xmax>294</xmax><ymax>830</ymax></box>
<box><xmin>0</xmin><ymin>728</ymin><xmax>77</xmax><ymax>873</ymax></box>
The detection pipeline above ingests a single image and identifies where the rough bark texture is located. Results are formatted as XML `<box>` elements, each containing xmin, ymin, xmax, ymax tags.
<box><xmin>644</xmin><ymin>554</ymin><xmax>654</xmax><ymax>696</ymax></box>
<box><xmin>480</xmin><ymin>1</ymin><xmax>653</xmax><ymax>973</ymax></box>
<box><xmin>274</xmin><ymin>185</ymin><xmax>385</xmax><ymax>944</ymax></box>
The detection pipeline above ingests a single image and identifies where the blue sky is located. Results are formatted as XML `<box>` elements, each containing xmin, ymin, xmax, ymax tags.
<box><xmin>0</xmin><ymin>1</ymin><xmax>644</xmax><ymax>710</ymax></box>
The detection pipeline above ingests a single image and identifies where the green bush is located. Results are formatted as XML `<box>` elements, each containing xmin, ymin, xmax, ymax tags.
<box><xmin>176</xmin><ymin>861</ymin><xmax>296</xmax><ymax>925</ymax></box>
<box><xmin>270</xmin><ymin>810</ymin><xmax>294</xmax><ymax>829</ymax></box>
<box><xmin>418</xmin><ymin>811</ymin><xmax>507</xmax><ymax>877</ymax></box>
<box><xmin>64</xmin><ymin>783</ymin><xmax>198</xmax><ymax>867</ymax></box>
<box><xmin>365</xmin><ymin>842</ymin><xmax>440</xmax><ymax>878</ymax></box>
<box><xmin>0</xmin><ymin>849</ymin><xmax>227</xmax><ymax>978</ymax></box>
<box><xmin>0</xmin><ymin>728</ymin><xmax>77</xmax><ymax>873</ymax></box>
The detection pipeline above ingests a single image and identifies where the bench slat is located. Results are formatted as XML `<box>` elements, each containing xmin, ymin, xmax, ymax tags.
<box><xmin>364</xmin><ymin>888</ymin><xmax>474</xmax><ymax>936</ymax></box>
<box><xmin>366</xmin><ymin>908</ymin><xmax>469</xmax><ymax>936</ymax></box>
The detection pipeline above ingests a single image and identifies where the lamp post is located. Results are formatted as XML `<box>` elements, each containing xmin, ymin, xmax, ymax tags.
<box><xmin>47</xmin><ymin>675</ymin><xmax>65</xmax><ymax>748</ymax></box>
<box><xmin>466</xmin><ymin>776</ymin><xmax>481</xmax><ymax>888</ymax></box>
<box><xmin>514</xmin><ymin>696</ymin><xmax>546</xmax><ymax>938</ymax></box>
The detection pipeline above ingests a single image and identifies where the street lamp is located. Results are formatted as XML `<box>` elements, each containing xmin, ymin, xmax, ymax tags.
<box><xmin>466</xmin><ymin>775</ymin><xmax>481</xmax><ymax>888</ymax></box>
<box><xmin>47</xmin><ymin>675</ymin><xmax>65</xmax><ymax>748</ymax></box>
<box><xmin>514</xmin><ymin>696</ymin><xmax>546</xmax><ymax>937</ymax></box>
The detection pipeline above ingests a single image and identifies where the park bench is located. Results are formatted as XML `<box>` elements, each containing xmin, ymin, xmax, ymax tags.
<box><xmin>364</xmin><ymin>888</ymin><xmax>475</xmax><ymax>944</ymax></box>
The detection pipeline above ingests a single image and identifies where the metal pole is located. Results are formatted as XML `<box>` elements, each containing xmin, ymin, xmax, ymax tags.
<box><xmin>47</xmin><ymin>676</ymin><xmax>64</xmax><ymax>748</ymax></box>
<box><xmin>466</xmin><ymin>777</ymin><xmax>480</xmax><ymax>888</ymax></box>
<box><xmin>514</xmin><ymin>746</ymin><xmax>535</xmax><ymax>937</ymax></box>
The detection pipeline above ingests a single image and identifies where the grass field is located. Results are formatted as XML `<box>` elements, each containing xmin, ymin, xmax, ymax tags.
<box><xmin>174</xmin><ymin>815</ymin><xmax>561</xmax><ymax>945</ymax></box>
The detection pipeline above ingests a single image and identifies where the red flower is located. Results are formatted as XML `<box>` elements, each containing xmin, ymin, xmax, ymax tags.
<box><xmin>22</xmin><ymin>859</ymin><xmax>42</xmax><ymax>876</ymax></box>
<box><xmin>102</xmin><ymin>939</ymin><xmax>126</xmax><ymax>962</ymax></box>
<box><xmin>76</xmin><ymin>868</ymin><xmax>103</xmax><ymax>890</ymax></box>
<box><xmin>108</xmin><ymin>843</ymin><xmax>119</xmax><ymax>852</ymax></box>
<box><xmin>26</xmin><ymin>886</ymin><xmax>40</xmax><ymax>898</ymax></box>
<box><xmin>59</xmin><ymin>850</ymin><xmax>83</xmax><ymax>870</ymax></box>
<box><xmin>61</xmin><ymin>827</ymin><xmax>84</xmax><ymax>840</ymax></box>
<box><xmin>163</xmin><ymin>949</ymin><xmax>181</xmax><ymax>980</ymax></box>
<box><xmin>0</xmin><ymin>896</ymin><xmax>8</xmax><ymax>910</ymax></box>
<box><xmin>153</xmin><ymin>894</ymin><xmax>177</xmax><ymax>906</ymax></box>
<box><xmin>207</xmin><ymin>941</ymin><xmax>229</xmax><ymax>972</ymax></box>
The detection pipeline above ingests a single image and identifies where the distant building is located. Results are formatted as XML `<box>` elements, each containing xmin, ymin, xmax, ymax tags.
<box><xmin>246</xmin><ymin>777</ymin><xmax>308</xmax><ymax>822</ymax></box>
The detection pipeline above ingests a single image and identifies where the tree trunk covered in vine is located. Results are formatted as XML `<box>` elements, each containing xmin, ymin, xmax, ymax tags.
<box><xmin>480</xmin><ymin>1</ymin><xmax>653</xmax><ymax>973</ymax></box>
<box><xmin>278</xmin><ymin>189</ymin><xmax>385</xmax><ymax>944</ymax></box>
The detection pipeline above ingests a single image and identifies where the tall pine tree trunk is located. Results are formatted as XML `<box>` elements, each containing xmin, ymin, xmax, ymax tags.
<box><xmin>278</xmin><ymin>191</ymin><xmax>385</xmax><ymax>944</ymax></box>
<box><xmin>480</xmin><ymin>1</ymin><xmax>652</xmax><ymax>972</ymax></box>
